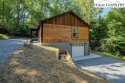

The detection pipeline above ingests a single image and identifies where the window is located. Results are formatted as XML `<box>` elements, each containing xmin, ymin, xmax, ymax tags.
<box><xmin>72</xmin><ymin>26</ymin><xmax>78</xmax><ymax>37</ymax></box>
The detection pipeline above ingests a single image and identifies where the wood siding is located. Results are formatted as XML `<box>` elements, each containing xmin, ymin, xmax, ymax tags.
<box><xmin>44</xmin><ymin>13</ymin><xmax>87</xmax><ymax>27</ymax></box>
<box><xmin>43</xmin><ymin>24</ymin><xmax>89</xmax><ymax>43</ymax></box>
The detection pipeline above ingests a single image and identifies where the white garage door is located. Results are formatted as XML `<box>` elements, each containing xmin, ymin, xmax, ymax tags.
<box><xmin>72</xmin><ymin>44</ymin><xmax>84</xmax><ymax>58</ymax></box>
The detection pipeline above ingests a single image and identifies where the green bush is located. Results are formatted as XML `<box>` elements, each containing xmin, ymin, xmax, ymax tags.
<box><xmin>101</xmin><ymin>36</ymin><xmax>125</xmax><ymax>58</ymax></box>
<box><xmin>0</xmin><ymin>24</ymin><xmax>9</xmax><ymax>34</ymax></box>
<box><xmin>0</xmin><ymin>34</ymin><xmax>9</xmax><ymax>39</ymax></box>
<box><xmin>9</xmin><ymin>25</ymin><xmax>30</xmax><ymax>37</ymax></box>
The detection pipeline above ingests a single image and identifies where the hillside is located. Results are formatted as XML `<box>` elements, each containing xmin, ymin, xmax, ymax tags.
<box><xmin>0</xmin><ymin>45</ymin><xmax>109</xmax><ymax>83</ymax></box>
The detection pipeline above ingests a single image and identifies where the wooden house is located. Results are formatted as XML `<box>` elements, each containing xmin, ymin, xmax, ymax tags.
<box><xmin>37</xmin><ymin>10</ymin><xmax>90</xmax><ymax>58</ymax></box>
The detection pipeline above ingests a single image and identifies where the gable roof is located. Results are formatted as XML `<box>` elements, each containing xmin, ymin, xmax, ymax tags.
<box><xmin>38</xmin><ymin>10</ymin><xmax>90</xmax><ymax>29</ymax></box>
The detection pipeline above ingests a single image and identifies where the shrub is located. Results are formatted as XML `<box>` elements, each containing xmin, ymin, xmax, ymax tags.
<box><xmin>9</xmin><ymin>25</ymin><xmax>30</xmax><ymax>37</ymax></box>
<box><xmin>101</xmin><ymin>36</ymin><xmax>125</xmax><ymax>58</ymax></box>
<box><xmin>0</xmin><ymin>25</ymin><xmax>9</xmax><ymax>34</ymax></box>
<box><xmin>0</xmin><ymin>34</ymin><xmax>9</xmax><ymax>39</ymax></box>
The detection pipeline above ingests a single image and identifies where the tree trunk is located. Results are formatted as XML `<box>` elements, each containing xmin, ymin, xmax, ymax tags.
<box><xmin>41</xmin><ymin>0</ymin><xmax>43</xmax><ymax>20</ymax></box>
<box><xmin>17</xmin><ymin>3</ymin><xmax>20</xmax><ymax>28</ymax></box>
<box><xmin>2</xmin><ymin>1</ymin><xmax>5</xmax><ymax>28</ymax></box>
<box><xmin>23</xmin><ymin>11</ymin><xmax>25</xmax><ymax>28</ymax></box>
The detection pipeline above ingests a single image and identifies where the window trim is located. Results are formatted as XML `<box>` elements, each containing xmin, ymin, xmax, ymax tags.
<box><xmin>72</xmin><ymin>26</ymin><xmax>78</xmax><ymax>38</ymax></box>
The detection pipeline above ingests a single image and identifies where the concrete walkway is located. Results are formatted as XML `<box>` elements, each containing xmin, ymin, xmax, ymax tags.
<box><xmin>0</xmin><ymin>38</ymin><xmax>28</xmax><ymax>62</ymax></box>
<box><xmin>74</xmin><ymin>55</ymin><xmax>125</xmax><ymax>83</ymax></box>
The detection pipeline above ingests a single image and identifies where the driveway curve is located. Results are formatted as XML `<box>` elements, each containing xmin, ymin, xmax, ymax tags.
<box><xmin>74</xmin><ymin>56</ymin><xmax>125</xmax><ymax>83</ymax></box>
<box><xmin>0</xmin><ymin>38</ymin><xmax>28</xmax><ymax>62</ymax></box>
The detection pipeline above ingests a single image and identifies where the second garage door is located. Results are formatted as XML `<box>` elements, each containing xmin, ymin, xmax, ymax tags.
<box><xmin>72</xmin><ymin>44</ymin><xmax>84</xmax><ymax>58</ymax></box>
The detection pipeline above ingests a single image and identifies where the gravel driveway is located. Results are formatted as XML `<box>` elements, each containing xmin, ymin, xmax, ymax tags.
<box><xmin>0</xmin><ymin>38</ymin><xmax>28</xmax><ymax>62</ymax></box>
<box><xmin>74</xmin><ymin>56</ymin><xmax>125</xmax><ymax>83</ymax></box>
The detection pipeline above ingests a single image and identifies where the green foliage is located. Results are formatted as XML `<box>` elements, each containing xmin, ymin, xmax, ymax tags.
<box><xmin>90</xmin><ymin>16</ymin><xmax>108</xmax><ymax>50</ymax></box>
<box><xmin>1</xmin><ymin>0</ymin><xmax>124</xmax><ymax>58</ymax></box>
<box><xmin>91</xmin><ymin>9</ymin><xmax>125</xmax><ymax>58</ymax></box>
<box><xmin>0</xmin><ymin>34</ymin><xmax>9</xmax><ymax>39</ymax></box>
<box><xmin>0</xmin><ymin>0</ymin><xmax>102</xmax><ymax>37</ymax></box>
<box><xmin>102</xmin><ymin>37</ymin><xmax>125</xmax><ymax>53</ymax></box>
<box><xmin>9</xmin><ymin>25</ymin><xmax>30</xmax><ymax>37</ymax></box>
<box><xmin>103</xmin><ymin>9</ymin><xmax>125</xmax><ymax>57</ymax></box>
<box><xmin>0</xmin><ymin>22</ymin><xmax>10</xmax><ymax>34</ymax></box>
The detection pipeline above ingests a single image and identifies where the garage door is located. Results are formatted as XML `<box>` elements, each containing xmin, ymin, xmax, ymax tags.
<box><xmin>72</xmin><ymin>44</ymin><xmax>84</xmax><ymax>58</ymax></box>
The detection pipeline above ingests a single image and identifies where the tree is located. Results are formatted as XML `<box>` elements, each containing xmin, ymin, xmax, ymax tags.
<box><xmin>0</xmin><ymin>0</ymin><xmax>102</xmax><ymax>36</ymax></box>
<box><xmin>90</xmin><ymin>16</ymin><xmax>107</xmax><ymax>50</ymax></box>
<box><xmin>101</xmin><ymin>9</ymin><xmax>125</xmax><ymax>57</ymax></box>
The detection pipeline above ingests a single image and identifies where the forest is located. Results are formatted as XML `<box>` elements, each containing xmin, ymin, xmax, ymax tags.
<box><xmin>0</xmin><ymin>0</ymin><xmax>125</xmax><ymax>58</ymax></box>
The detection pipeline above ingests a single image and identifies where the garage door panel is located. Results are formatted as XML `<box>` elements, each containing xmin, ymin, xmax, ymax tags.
<box><xmin>72</xmin><ymin>44</ymin><xmax>84</xmax><ymax>58</ymax></box>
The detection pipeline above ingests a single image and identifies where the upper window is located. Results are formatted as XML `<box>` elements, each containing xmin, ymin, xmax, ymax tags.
<box><xmin>72</xmin><ymin>26</ymin><xmax>78</xmax><ymax>38</ymax></box>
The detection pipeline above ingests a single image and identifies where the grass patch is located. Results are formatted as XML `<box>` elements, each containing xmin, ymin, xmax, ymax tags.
<box><xmin>0</xmin><ymin>46</ymin><xmax>109</xmax><ymax>83</ymax></box>
<box><xmin>0</xmin><ymin>34</ymin><xmax>9</xmax><ymax>40</ymax></box>
<box><xmin>91</xmin><ymin>50</ymin><xmax>125</xmax><ymax>61</ymax></box>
